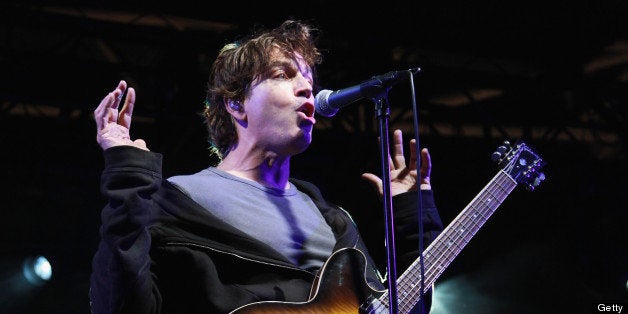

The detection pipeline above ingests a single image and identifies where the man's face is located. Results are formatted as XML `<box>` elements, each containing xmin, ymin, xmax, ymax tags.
<box><xmin>241</xmin><ymin>51</ymin><xmax>316</xmax><ymax>156</ymax></box>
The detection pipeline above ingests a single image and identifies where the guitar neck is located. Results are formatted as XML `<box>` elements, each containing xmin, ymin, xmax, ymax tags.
<box><xmin>380</xmin><ymin>170</ymin><xmax>518</xmax><ymax>314</ymax></box>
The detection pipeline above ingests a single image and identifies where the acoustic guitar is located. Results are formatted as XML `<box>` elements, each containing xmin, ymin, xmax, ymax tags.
<box><xmin>231</xmin><ymin>141</ymin><xmax>546</xmax><ymax>314</ymax></box>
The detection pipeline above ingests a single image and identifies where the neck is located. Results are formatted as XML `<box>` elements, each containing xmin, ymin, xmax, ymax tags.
<box><xmin>217</xmin><ymin>143</ymin><xmax>291</xmax><ymax>190</ymax></box>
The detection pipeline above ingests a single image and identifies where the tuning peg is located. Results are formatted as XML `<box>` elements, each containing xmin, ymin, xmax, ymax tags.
<box><xmin>491</xmin><ymin>151</ymin><xmax>501</xmax><ymax>161</ymax></box>
<box><xmin>491</xmin><ymin>140</ymin><xmax>511</xmax><ymax>161</ymax></box>
<box><xmin>533</xmin><ymin>172</ymin><xmax>546</xmax><ymax>187</ymax></box>
<box><xmin>498</xmin><ymin>140</ymin><xmax>511</xmax><ymax>152</ymax></box>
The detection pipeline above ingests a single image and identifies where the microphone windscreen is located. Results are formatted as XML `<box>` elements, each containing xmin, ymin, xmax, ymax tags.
<box><xmin>314</xmin><ymin>89</ymin><xmax>338</xmax><ymax>117</ymax></box>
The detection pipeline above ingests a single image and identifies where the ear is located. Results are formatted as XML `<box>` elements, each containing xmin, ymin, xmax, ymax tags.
<box><xmin>224</xmin><ymin>98</ymin><xmax>247</xmax><ymax>122</ymax></box>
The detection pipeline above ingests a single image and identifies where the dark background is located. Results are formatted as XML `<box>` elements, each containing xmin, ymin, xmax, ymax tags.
<box><xmin>1</xmin><ymin>1</ymin><xmax>627</xmax><ymax>313</ymax></box>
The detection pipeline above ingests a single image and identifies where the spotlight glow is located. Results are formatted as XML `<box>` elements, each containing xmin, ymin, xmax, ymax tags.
<box><xmin>22</xmin><ymin>256</ymin><xmax>52</xmax><ymax>286</ymax></box>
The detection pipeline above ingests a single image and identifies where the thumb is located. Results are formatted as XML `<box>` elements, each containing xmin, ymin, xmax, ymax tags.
<box><xmin>133</xmin><ymin>139</ymin><xmax>150</xmax><ymax>151</ymax></box>
<box><xmin>361</xmin><ymin>173</ymin><xmax>383</xmax><ymax>196</ymax></box>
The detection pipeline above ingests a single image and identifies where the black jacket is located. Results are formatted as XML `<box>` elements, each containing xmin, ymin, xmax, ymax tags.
<box><xmin>90</xmin><ymin>146</ymin><xmax>443</xmax><ymax>314</ymax></box>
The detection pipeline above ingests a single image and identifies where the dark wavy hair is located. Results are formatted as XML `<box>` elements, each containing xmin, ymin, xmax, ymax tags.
<box><xmin>203</xmin><ymin>20</ymin><xmax>323</xmax><ymax>159</ymax></box>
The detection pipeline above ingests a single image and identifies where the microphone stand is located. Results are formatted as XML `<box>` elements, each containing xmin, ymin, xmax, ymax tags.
<box><xmin>372</xmin><ymin>89</ymin><xmax>398</xmax><ymax>314</ymax></box>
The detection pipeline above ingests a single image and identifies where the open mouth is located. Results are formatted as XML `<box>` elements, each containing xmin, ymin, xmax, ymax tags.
<box><xmin>297</xmin><ymin>102</ymin><xmax>316</xmax><ymax>124</ymax></box>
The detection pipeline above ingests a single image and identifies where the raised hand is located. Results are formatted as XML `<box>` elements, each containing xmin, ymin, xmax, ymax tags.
<box><xmin>94</xmin><ymin>80</ymin><xmax>148</xmax><ymax>151</ymax></box>
<box><xmin>362</xmin><ymin>129</ymin><xmax>431</xmax><ymax>197</ymax></box>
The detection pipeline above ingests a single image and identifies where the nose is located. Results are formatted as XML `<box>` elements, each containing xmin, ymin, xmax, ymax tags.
<box><xmin>295</xmin><ymin>73</ymin><xmax>313</xmax><ymax>99</ymax></box>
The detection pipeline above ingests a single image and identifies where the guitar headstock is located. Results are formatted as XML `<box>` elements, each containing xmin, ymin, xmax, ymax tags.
<box><xmin>491</xmin><ymin>140</ymin><xmax>546</xmax><ymax>191</ymax></box>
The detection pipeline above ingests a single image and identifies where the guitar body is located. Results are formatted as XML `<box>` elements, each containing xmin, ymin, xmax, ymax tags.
<box><xmin>230</xmin><ymin>248</ymin><xmax>383</xmax><ymax>314</ymax></box>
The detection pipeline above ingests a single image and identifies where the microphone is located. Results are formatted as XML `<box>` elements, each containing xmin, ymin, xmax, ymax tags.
<box><xmin>315</xmin><ymin>67</ymin><xmax>421</xmax><ymax>117</ymax></box>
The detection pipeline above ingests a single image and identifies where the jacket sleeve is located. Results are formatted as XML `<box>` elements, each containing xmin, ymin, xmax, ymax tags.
<box><xmin>90</xmin><ymin>146</ymin><xmax>164</xmax><ymax>314</ymax></box>
<box><xmin>393</xmin><ymin>190</ymin><xmax>443</xmax><ymax>271</ymax></box>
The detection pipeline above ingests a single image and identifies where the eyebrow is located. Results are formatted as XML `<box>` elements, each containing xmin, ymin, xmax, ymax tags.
<box><xmin>268</xmin><ymin>57</ymin><xmax>297</xmax><ymax>72</ymax></box>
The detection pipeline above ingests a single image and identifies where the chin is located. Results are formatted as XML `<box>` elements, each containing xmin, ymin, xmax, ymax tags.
<box><xmin>292</xmin><ymin>133</ymin><xmax>313</xmax><ymax>154</ymax></box>
<box><xmin>296</xmin><ymin>138</ymin><xmax>312</xmax><ymax>154</ymax></box>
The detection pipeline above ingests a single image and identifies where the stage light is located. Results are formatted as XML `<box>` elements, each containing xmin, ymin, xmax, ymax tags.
<box><xmin>430</xmin><ymin>275</ymin><xmax>496</xmax><ymax>314</ymax></box>
<box><xmin>22</xmin><ymin>255</ymin><xmax>52</xmax><ymax>286</ymax></box>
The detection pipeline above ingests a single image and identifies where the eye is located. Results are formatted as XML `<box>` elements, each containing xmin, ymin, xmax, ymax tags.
<box><xmin>274</xmin><ymin>68</ymin><xmax>296</xmax><ymax>80</ymax></box>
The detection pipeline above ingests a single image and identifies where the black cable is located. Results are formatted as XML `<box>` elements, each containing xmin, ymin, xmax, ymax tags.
<box><xmin>408</xmin><ymin>68</ymin><xmax>426</xmax><ymax>314</ymax></box>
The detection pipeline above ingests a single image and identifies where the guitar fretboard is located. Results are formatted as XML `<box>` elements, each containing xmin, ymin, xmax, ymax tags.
<box><xmin>377</xmin><ymin>170</ymin><xmax>518</xmax><ymax>314</ymax></box>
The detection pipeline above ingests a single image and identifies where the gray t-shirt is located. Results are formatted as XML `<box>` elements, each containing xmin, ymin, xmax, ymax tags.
<box><xmin>168</xmin><ymin>167</ymin><xmax>336</xmax><ymax>271</ymax></box>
